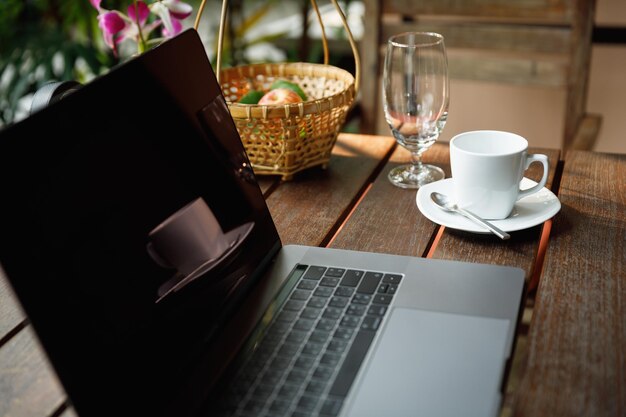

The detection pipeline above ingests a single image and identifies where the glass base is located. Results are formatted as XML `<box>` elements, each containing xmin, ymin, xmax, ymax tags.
<box><xmin>388</xmin><ymin>164</ymin><xmax>445</xmax><ymax>189</ymax></box>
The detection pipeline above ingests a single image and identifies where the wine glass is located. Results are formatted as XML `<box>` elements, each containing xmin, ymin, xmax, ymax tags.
<box><xmin>383</xmin><ymin>32</ymin><xmax>449</xmax><ymax>189</ymax></box>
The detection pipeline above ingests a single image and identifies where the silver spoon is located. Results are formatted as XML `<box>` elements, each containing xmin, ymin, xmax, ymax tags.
<box><xmin>430</xmin><ymin>192</ymin><xmax>511</xmax><ymax>240</ymax></box>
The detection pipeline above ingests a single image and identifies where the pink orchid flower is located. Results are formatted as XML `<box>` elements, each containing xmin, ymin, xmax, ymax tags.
<box><xmin>123</xmin><ymin>1</ymin><xmax>162</xmax><ymax>48</ymax></box>
<box><xmin>163</xmin><ymin>0</ymin><xmax>193</xmax><ymax>20</ymax></box>
<box><xmin>97</xmin><ymin>11</ymin><xmax>127</xmax><ymax>50</ymax></box>
<box><xmin>151</xmin><ymin>0</ymin><xmax>193</xmax><ymax>38</ymax></box>
<box><xmin>90</xmin><ymin>0</ymin><xmax>192</xmax><ymax>55</ymax></box>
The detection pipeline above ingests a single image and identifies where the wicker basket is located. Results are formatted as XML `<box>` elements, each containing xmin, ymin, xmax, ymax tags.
<box><xmin>194</xmin><ymin>0</ymin><xmax>361</xmax><ymax>180</ymax></box>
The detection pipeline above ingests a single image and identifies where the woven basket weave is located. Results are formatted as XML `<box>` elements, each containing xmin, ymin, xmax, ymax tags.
<box><xmin>195</xmin><ymin>0</ymin><xmax>360</xmax><ymax>180</ymax></box>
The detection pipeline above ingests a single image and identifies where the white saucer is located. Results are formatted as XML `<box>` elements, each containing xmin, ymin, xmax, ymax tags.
<box><xmin>416</xmin><ymin>178</ymin><xmax>561</xmax><ymax>234</ymax></box>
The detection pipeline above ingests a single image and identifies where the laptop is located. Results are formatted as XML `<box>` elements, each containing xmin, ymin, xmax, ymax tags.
<box><xmin>0</xmin><ymin>29</ymin><xmax>524</xmax><ymax>417</ymax></box>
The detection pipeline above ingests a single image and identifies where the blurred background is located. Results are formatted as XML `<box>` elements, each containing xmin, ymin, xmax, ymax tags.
<box><xmin>1</xmin><ymin>0</ymin><xmax>623</xmax><ymax>153</ymax></box>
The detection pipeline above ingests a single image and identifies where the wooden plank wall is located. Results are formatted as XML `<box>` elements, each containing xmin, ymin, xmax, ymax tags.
<box><xmin>385</xmin><ymin>0</ymin><xmax>574</xmax><ymax>23</ymax></box>
<box><xmin>360</xmin><ymin>0</ymin><xmax>597</xmax><ymax>150</ymax></box>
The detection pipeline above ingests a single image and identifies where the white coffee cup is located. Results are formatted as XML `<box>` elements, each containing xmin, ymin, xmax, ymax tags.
<box><xmin>449</xmin><ymin>130</ymin><xmax>549</xmax><ymax>220</ymax></box>
<box><xmin>146</xmin><ymin>198</ymin><xmax>230</xmax><ymax>276</ymax></box>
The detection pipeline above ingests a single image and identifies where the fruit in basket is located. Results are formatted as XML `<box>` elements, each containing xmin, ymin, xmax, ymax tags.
<box><xmin>269</xmin><ymin>80</ymin><xmax>308</xmax><ymax>101</ymax></box>
<box><xmin>258</xmin><ymin>88</ymin><xmax>303</xmax><ymax>105</ymax></box>
<box><xmin>238</xmin><ymin>90</ymin><xmax>265</xmax><ymax>104</ymax></box>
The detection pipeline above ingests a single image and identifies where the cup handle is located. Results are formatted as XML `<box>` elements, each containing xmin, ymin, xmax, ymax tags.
<box><xmin>146</xmin><ymin>242</ymin><xmax>174</xmax><ymax>269</ymax></box>
<box><xmin>518</xmin><ymin>153</ymin><xmax>549</xmax><ymax>200</ymax></box>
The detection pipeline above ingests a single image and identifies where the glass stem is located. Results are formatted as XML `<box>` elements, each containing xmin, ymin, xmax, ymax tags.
<box><xmin>410</xmin><ymin>150</ymin><xmax>423</xmax><ymax>174</ymax></box>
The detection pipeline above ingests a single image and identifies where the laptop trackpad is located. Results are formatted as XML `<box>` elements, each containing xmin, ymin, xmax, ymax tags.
<box><xmin>342</xmin><ymin>307</ymin><xmax>510</xmax><ymax>417</ymax></box>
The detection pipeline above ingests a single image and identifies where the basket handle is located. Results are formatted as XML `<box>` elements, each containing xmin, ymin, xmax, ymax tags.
<box><xmin>193</xmin><ymin>0</ymin><xmax>361</xmax><ymax>95</ymax></box>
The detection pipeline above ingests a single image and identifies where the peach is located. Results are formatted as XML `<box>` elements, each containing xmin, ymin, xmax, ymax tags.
<box><xmin>258</xmin><ymin>88</ymin><xmax>303</xmax><ymax>105</ymax></box>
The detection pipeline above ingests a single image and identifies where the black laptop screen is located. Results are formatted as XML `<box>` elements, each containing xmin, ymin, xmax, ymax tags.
<box><xmin>0</xmin><ymin>30</ymin><xmax>280</xmax><ymax>417</ymax></box>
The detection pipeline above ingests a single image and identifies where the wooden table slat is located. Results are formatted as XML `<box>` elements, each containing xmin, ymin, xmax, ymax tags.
<box><xmin>266</xmin><ymin>133</ymin><xmax>396</xmax><ymax>247</ymax></box>
<box><xmin>515</xmin><ymin>151</ymin><xmax>626</xmax><ymax>417</ymax></box>
<box><xmin>330</xmin><ymin>143</ymin><xmax>450</xmax><ymax>257</ymax></box>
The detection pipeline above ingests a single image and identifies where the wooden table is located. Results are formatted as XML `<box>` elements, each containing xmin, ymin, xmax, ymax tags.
<box><xmin>1</xmin><ymin>133</ymin><xmax>624</xmax><ymax>417</ymax></box>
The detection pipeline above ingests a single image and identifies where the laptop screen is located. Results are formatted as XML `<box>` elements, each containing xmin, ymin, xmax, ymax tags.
<box><xmin>0</xmin><ymin>30</ymin><xmax>280</xmax><ymax>417</ymax></box>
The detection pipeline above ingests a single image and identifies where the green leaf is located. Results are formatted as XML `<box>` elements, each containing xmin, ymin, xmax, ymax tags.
<box><xmin>238</xmin><ymin>90</ymin><xmax>265</xmax><ymax>104</ymax></box>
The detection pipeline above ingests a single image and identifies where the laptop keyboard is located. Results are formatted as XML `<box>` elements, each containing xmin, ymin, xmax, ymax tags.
<box><xmin>218</xmin><ymin>264</ymin><xmax>403</xmax><ymax>417</ymax></box>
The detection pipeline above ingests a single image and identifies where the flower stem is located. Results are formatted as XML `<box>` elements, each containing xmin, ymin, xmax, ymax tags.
<box><xmin>133</xmin><ymin>0</ymin><xmax>147</xmax><ymax>54</ymax></box>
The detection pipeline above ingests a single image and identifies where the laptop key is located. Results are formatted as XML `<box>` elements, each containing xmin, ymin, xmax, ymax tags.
<box><xmin>329</xmin><ymin>330</ymin><xmax>376</xmax><ymax>396</ymax></box>
<box><xmin>346</xmin><ymin>304</ymin><xmax>366</xmax><ymax>316</ymax></box>
<box><xmin>387</xmin><ymin>284</ymin><xmax>398</xmax><ymax>294</ymax></box>
<box><xmin>320</xmin><ymin>398</ymin><xmax>344</xmax><ymax>416</ymax></box>
<box><xmin>294</xmin><ymin>356</ymin><xmax>316</xmax><ymax>371</ymax></box>
<box><xmin>352</xmin><ymin>294</ymin><xmax>371</xmax><ymax>304</ymax></box>
<box><xmin>320</xmin><ymin>352</ymin><xmax>341</xmax><ymax>366</ymax></box>
<box><xmin>297</xmin><ymin>280</ymin><xmax>317</xmax><ymax>290</ymax></box>
<box><xmin>360</xmin><ymin>315</ymin><xmax>381</xmax><ymax>331</ymax></box>
<box><xmin>278</xmin><ymin>343</ymin><xmax>300</xmax><ymax>357</ymax></box>
<box><xmin>302</xmin><ymin>342</ymin><xmax>323</xmax><ymax>356</ymax></box>
<box><xmin>307</xmin><ymin>296</ymin><xmax>327</xmax><ymax>309</ymax></box>
<box><xmin>313</xmin><ymin>365</ymin><xmax>334</xmax><ymax>380</ymax></box>
<box><xmin>309</xmin><ymin>330</ymin><xmax>331</xmax><ymax>343</ymax></box>
<box><xmin>284</xmin><ymin>300</ymin><xmax>306</xmax><ymax>311</ymax></box>
<box><xmin>372</xmin><ymin>294</ymin><xmax>392</xmax><ymax>305</ymax></box>
<box><xmin>326</xmin><ymin>340</ymin><xmax>348</xmax><ymax>353</ymax></box>
<box><xmin>271</xmin><ymin>356</ymin><xmax>291</xmax><ymax>369</ymax></box>
<box><xmin>272</xmin><ymin>321</ymin><xmax>292</xmax><ymax>333</ymax></box>
<box><xmin>260</xmin><ymin>369</ymin><xmax>283</xmax><ymax>385</ymax></box>
<box><xmin>367</xmin><ymin>305</ymin><xmax>387</xmax><ymax>316</ymax></box>
<box><xmin>316</xmin><ymin>318</ymin><xmax>336</xmax><ymax>331</ymax></box>
<box><xmin>382</xmin><ymin>273</ymin><xmax>402</xmax><ymax>284</ymax></box>
<box><xmin>278</xmin><ymin>383</ymin><xmax>300</xmax><ymax>398</ymax></box>
<box><xmin>314</xmin><ymin>287</ymin><xmax>334</xmax><ymax>297</ymax></box>
<box><xmin>286</xmin><ymin>369</ymin><xmax>308</xmax><ymax>384</ymax></box>
<box><xmin>300</xmin><ymin>307</ymin><xmax>322</xmax><ymax>319</ymax></box>
<box><xmin>320</xmin><ymin>277</ymin><xmax>340</xmax><ymax>287</ymax></box>
<box><xmin>253</xmin><ymin>384</ymin><xmax>275</xmax><ymax>396</ymax></box>
<box><xmin>304</xmin><ymin>266</ymin><xmax>326</xmax><ymax>280</ymax></box>
<box><xmin>334</xmin><ymin>286</ymin><xmax>354</xmax><ymax>297</ymax></box>
<box><xmin>322</xmin><ymin>307</ymin><xmax>343</xmax><ymax>319</ymax></box>
<box><xmin>324</xmin><ymin>268</ymin><xmax>345</xmax><ymax>278</ymax></box>
<box><xmin>291</xmin><ymin>290</ymin><xmax>312</xmax><ymax>301</ymax></box>
<box><xmin>291</xmin><ymin>412</ymin><xmax>313</xmax><ymax>417</ymax></box>
<box><xmin>329</xmin><ymin>296</ymin><xmax>348</xmax><ymax>308</ymax></box>
<box><xmin>277</xmin><ymin>310</ymin><xmax>299</xmax><ymax>323</ymax></box>
<box><xmin>339</xmin><ymin>270</ymin><xmax>364</xmax><ymax>287</ymax></box>
<box><xmin>294</xmin><ymin>318</ymin><xmax>315</xmax><ymax>331</ymax></box>
<box><xmin>305</xmin><ymin>379</ymin><xmax>326</xmax><ymax>394</ymax></box>
<box><xmin>339</xmin><ymin>316</ymin><xmax>360</xmax><ymax>328</ymax></box>
<box><xmin>269</xmin><ymin>399</ymin><xmax>291</xmax><ymax>413</ymax></box>
<box><xmin>296</xmin><ymin>395</ymin><xmax>319</xmax><ymax>411</ymax></box>
<box><xmin>333</xmin><ymin>327</ymin><xmax>354</xmax><ymax>340</ymax></box>
<box><xmin>286</xmin><ymin>330</ymin><xmax>308</xmax><ymax>343</ymax></box>
<box><xmin>356</xmin><ymin>272</ymin><xmax>383</xmax><ymax>294</ymax></box>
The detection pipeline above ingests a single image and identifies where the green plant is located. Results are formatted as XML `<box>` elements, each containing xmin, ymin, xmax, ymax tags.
<box><xmin>211</xmin><ymin>0</ymin><xmax>288</xmax><ymax>68</ymax></box>
<box><xmin>0</xmin><ymin>0</ymin><xmax>115</xmax><ymax>127</ymax></box>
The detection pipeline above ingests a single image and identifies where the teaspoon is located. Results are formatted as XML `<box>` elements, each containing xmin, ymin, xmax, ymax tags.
<box><xmin>430</xmin><ymin>192</ymin><xmax>511</xmax><ymax>240</ymax></box>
